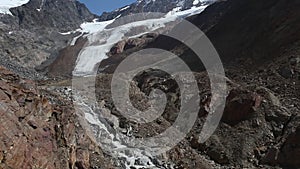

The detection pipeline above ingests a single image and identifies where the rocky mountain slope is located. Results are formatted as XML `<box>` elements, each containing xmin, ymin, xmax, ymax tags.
<box><xmin>0</xmin><ymin>0</ymin><xmax>300</xmax><ymax>168</ymax></box>
<box><xmin>1</xmin><ymin>0</ymin><xmax>95</xmax><ymax>31</ymax></box>
<box><xmin>92</xmin><ymin>0</ymin><xmax>300</xmax><ymax>168</ymax></box>
<box><xmin>0</xmin><ymin>0</ymin><xmax>29</xmax><ymax>15</ymax></box>
<box><xmin>189</xmin><ymin>0</ymin><xmax>300</xmax><ymax>70</ymax></box>
<box><xmin>101</xmin><ymin>0</ymin><xmax>300</xmax><ymax>73</ymax></box>
<box><xmin>0</xmin><ymin>0</ymin><xmax>95</xmax><ymax>77</ymax></box>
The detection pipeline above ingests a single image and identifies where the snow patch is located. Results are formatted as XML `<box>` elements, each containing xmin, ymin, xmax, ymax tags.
<box><xmin>119</xmin><ymin>5</ymin><xmax>130</xmax><ymax>11</ymax></box>
<box><xmin>0</xmin><ymin>0</ymin><xmax>30</xmax><ymax>15</ymax></box>
<box><xmin>80</xmin><ymin>19</ymin><xmax>115</xmax><ymax>34</ymax></box>
<box><xmin>169</xmin><ymin>6</ymin><xmax>182</xmax><ymax>15</ymax></box>
<box><xmin>70</xmin><ymin>32</ymin><xmax>83</xmax><ymax>46</ymax></box>
<box><xmin>73</xmin><ymin>92</ymin><xmax>156</xmax><ymax>169</ymax></box>
<box><xmin>59</xmin><ymin>28</ymin><xmax>81</xmax><ymax>36</ymax></box>
<box><xmin>166</xmin><ymin>5</ymin><xmax>208</xmax><ymax>17</ymax></box>
<box><xmin>193</xmin><ymin>0</ymin><xmax>200</xmax><ymax>5</ymax></box>
<box><xmin>36</xmin><ymin>0</ymin><xmax>45</xmax><ymax>12</ymax></box>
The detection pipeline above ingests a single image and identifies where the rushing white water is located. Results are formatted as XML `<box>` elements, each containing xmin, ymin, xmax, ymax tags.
<box><xmin>72</xmin><ymin>84</ymin><xmax>160</xmax><ymax>168</ymax></box>
<box><xmin>72</xmin><ymin>4</ymin><xmax>210</xmax><ymax>169</ymax></box>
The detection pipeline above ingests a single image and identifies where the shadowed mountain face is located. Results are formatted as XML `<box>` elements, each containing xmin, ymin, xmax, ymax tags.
<box><xmin>113</xmin><ymin>0</ymin><xmax>300</xmax><ymax>72</ymax></box>
<box><xmin>188</xmin><ymin>0</ymin><xmax>300</xmax><ymax>69</ymax></box>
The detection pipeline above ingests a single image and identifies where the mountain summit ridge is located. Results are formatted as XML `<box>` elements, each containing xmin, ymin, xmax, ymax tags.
<box><xmin>0</xmin><ymin>0</ymin><xmax>95</xmax><ymax>31</ymax></box>
<box><xmin>98</xmin><ymin>0</ymin><xmax>215</xmax><ymax>21</ymax></box>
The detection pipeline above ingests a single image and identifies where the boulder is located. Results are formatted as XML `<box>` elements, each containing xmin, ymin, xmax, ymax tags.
<box><xmin>222</xmin><ymin>88</ymin><xmax>262</xmax><ymax>126</ymax></box>
<box><xmin>109</xmin><ymin>40</ymin><xmax>127</xmax><ymax>55</ymax></box>
<box><xmin>277</xmin><ymin>126</ymin><xmax>300</xmax><ymax>168</ymax></box>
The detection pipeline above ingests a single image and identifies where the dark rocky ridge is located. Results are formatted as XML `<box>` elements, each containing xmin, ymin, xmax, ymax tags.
<box><xmin>188</xmin><ymin>0</ymin><xmax>300</xmax><ymax>70</ymax></box>
<box><xmin>99</xmin><ymin>0</ymin><xmax>300</xmax><ymax>75</ymax></box>
<box><xmin>9</xmin><ymin>0</ymin><xmax>96</xmax><ymax>32</ymax></box>
<box><xmin>98</xmin><ymin>0</ymin><xmax>214</xmax><ymax>21</ymax></box>
<box><xmin>0</xmin><ymin>21</ymin><xmax>72</xmax><ymax>70</ymax></box>
<box><xmin>143</xmin><ymin>0</ymin><xmax>300</xmax><ymax>73</ymax></box>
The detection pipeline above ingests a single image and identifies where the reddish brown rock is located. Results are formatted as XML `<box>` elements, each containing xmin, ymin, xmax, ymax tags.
<box><xmin>221</xmin><ymin>88</ymin><xmax>262</xmax><ymax>125</ymax></box>
<box><xmin>48</xmin><ymin>36</ymin><xmax>88</xmax><ymax>77</ymax></box>
<box><xmin>109</xmin><ymin>33</ymin><xmax>158</xmax><ymax>56</ymax></box>
<box><xmin>0</xmin><ymin>66</ymin><xmax>114</xmax><ymax>169</ymax></box>
<box><xmin>124</xmin><ymin>38</ymin><xmax>146</xmax><ymax>50</ymax></box>
<box><xmin>109</xmin><ymin>40</ymin><xmax>127</xmax><ymax>55</ymax></box>
<box><xmin>75</xmin><ymin>149</ymin><xmax>90</xmax><ymax>169</ymax></box>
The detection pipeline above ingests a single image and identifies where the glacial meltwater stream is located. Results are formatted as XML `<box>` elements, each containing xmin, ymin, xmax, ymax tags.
<box><xmin>71</xmin><ymin>6</ymin><xmax>209</xmax><ymax>169</ymax></box>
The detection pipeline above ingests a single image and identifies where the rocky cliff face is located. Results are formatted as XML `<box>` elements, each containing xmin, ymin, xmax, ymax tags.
<box><xmin>0</xmin><ymin>0</ymin><xmax>96</xmax><ymax>76</ymax></box>
<box><xmin>7</xmin><ymin>0</ymin><xmax>95</xmax><ymax>31</ymax></box>
<box><xmin>0</xmin><ymin>66</ymin><xmax>114</xmax><ymax>169</ymax></box>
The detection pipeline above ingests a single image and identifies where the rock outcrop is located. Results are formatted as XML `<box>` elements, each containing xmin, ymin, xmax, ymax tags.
<box><xmin>0</xmin><ymin>21</ymin><xmax>72</xmax><ymax>71</ymax></box>
<box><xmin>108</xmin><ymin>33</ymin><xmax>158</xmax><ymax>56</ymax></box>
<box><xmin>222</xmin><ymin>89</ymin><xmax>262</xmax><ymax>126</ymax></box>
<box><xmin>0</xmin><ymin>66</ymin><xmax>113</xmax><ymax>169</ymax></box>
